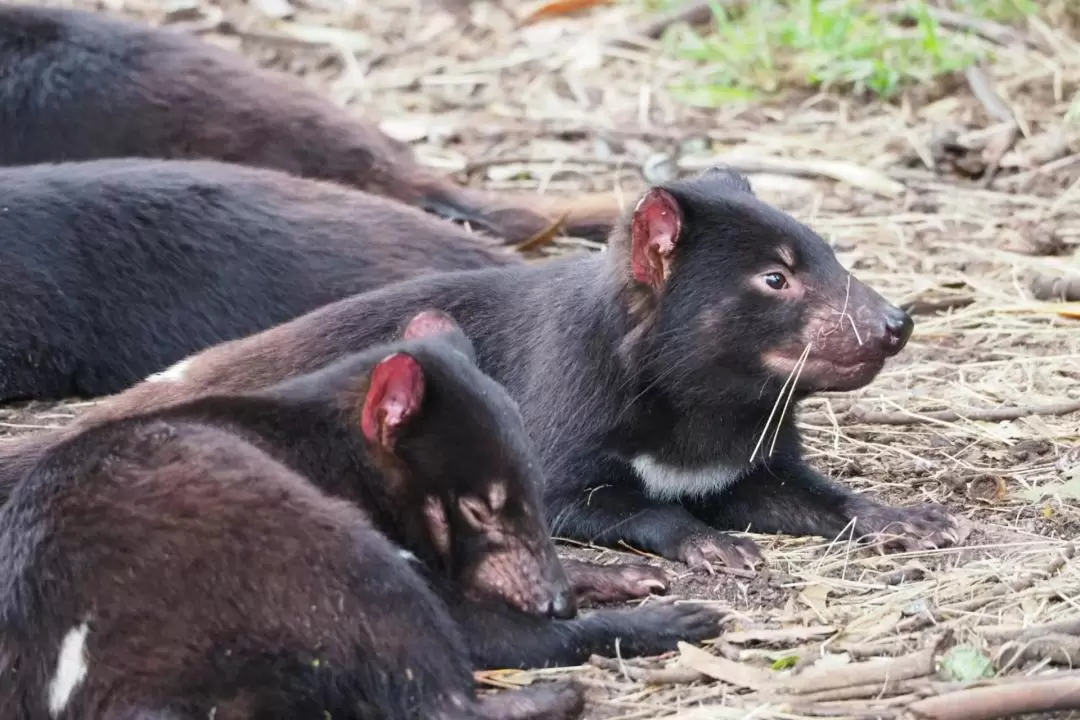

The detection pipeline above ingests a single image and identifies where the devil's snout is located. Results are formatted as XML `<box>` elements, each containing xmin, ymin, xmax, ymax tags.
<box><xmin>544</xmin><ymin>585</ymin><xmax>576</xmax><ymax>619</ymax></box>
<box><xmin>882</xmin><ymin>305</ymin><xmax>913</xmax><ymax>355</ymax></box>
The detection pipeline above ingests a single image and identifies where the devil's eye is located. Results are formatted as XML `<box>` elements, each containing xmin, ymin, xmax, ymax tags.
<box><xmin>763</xmin><ymin>272</ymin><xmax>788</xmax><ymax>290</ymax></box>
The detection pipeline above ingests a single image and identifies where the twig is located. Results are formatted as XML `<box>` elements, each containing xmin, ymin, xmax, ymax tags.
<box><xmin>619</xmin><ymin>0</ymin><xmax>743</xmax><ymax>44</ymax></box>
<box><xmin>464</xmin><ymin>155</ymin><xmax>639</xmax><ymax>175</ymax></box>
<box><xmin>587</xmin><ymin>655</ymin><xmax>705</xmax><ymax>685</ymax></box>
<box><xmin>791</xmin><ymin>678</ymin><xmax>926</xmax><ymax>703</ymax></box>
<box><xmin>877</xmin><ymin>565</ymin><xmax>927</xmax><ymax>586</ymax></box>
<box><xmin>880</xmin><ymin>3</ymin><xmax>1045</xmax><ymax>50</ymax></box>
<box><xmin>900</xmin><ymin>294</ymin><xmax>975</xmax><ymax>316</ymax></box>
<box><xmin>906</xmin><ymin>675</ymin><xmax>1080</xmax><ymax>720</ymax></box>
<box><xmin>964</xmin><ymin>66</ymin><xmax>1019</xmax><ymax>189</ymax></box>
<box><xmin>514</xmin><ymin>213</ymin><xmax>570</xmax><ymax>253</ymax></box>
<box><xmin>995</xmin><ymin>634</ymin><xmax>1080</xmax><ymax>669</ymax></box>
<box><xmin>782</xmin><ymin>645</ymin><xmax>939</xmax><ymax>695</ymax></box>
<box><xmin>965</xmin><ymin>66</ymin><xmax>1016</xmax><ymax>124</ymax></box>
<box><xmin>678</xmin><ymin>154</ymin><xmax>906</xmax><ymax>198</ymax></box>
<box><xmin>1030</xmin><ymin>273</ymin><xmax>1080</xmax><ymax>302</ymax></box>
<box><xmin>838</xmin><ymin>636</ymin><xmax>922</xmax><ymax>661</ymax></box>
<box><xmin>983</xmin><ymin>616</ymin><xmax>1080</xmax><ymax>644</ymax></box>
<box><xmin>801</xmin><ymin>399</ymin><xmax>1080</xmax><ymax>427</ymax></box>
<box><xmin>723</xmin><ymin>625</ymin><xmax>836</xmax><ymax>646</ymax></box>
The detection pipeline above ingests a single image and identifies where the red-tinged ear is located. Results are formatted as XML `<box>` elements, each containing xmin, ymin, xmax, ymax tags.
<box><xmin>361</xmin><ymin>352</ymin><xmax>426</xmax><ymax>450</ymax></box>
<box><xmin>630</xmin><ymin>188</ymin><xmax>683</xmax><ymax>290</ymax></box>
<box><xmin>402</xmin><ymin>309</ymin><xmax>460</xmax><ymax>341</ymax></box>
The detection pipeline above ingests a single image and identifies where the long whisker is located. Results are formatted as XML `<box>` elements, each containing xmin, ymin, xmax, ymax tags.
<box><xmin>839</xmin><ymin>273</ymin><xmax>863</xmax><ymax>346</ymax></box>
<box><xmin>749</xmin><ymin>342</ymin><xmax>809</xmax><ymax>464</ymax></box>
<box><xmin>768</xmin><ymin>341</ymin><xmax>812</xmax><ymax>457</ymax></box>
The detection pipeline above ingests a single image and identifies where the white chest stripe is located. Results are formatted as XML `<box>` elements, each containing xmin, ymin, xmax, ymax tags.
<box><xmin>144</xmin><ymin>358</ymin><xmax>191</xmax><ymax>384</ymax></box>
<box><xmin>48</xmin><ymin>622</ymin><xmax>91</xmax><ymax>717</ymax></box>
<box><xmin>631</xmin><ymin>455</ymin><xmax>748</xmax><ymax>502</ymax></box>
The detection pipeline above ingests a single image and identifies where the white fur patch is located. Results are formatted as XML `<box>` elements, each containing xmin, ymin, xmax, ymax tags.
<box><xmin>144</xmin><ymin>358</ymin><xmax>191</xmax><ymax>384</ymax></box>
<box><xmin>48</xmin><ymin>622</ymin><xmax>90</xmax><ymax>717</ymax></box>
<box><xmin>398</xmin><ymin>549</ymin><xmax>419</xmax><ymax>563</ymax></box>
<box><xmin>631</xmin><ymin>455</ymin><xmax>747</xmax><ymax>502</ymax></box>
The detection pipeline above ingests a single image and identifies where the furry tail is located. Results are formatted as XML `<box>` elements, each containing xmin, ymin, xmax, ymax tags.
<box><xmin>416</xmin><ymin>180</ymin><xmax>626</xmax><ymax>246</ymax></box>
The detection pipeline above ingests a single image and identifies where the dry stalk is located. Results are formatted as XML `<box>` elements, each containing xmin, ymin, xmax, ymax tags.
<box><xmin>802</xmin><ymin>399</ymin><xmax>1080</xmax><ymax>427</ymax></box>
<box><xmin>588</xmin><ymin>655</ymin><xmax>706</xmax><ymax>685</ymax></box>
<box><xmin>781</xmin><ymin>644</ymin><xmax>940</xmax><ymax>695</ymax></box>
<box><xmin>905</xmin><ymin>675</ymin><xmax>1080</xmax><ymax>720</ymax></box>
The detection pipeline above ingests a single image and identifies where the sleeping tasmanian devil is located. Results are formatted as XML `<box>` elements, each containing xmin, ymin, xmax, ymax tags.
<box><xmin>0</xmin><ymin>168</ymin><xmax>963</xmax><ymax>571</ymax></box>
<box><xmin>0</xmin><ymin>158</ymin><xmax>527</xmax><ymax>403</ymax></box>
<box><xmin>0</xmin><ymin>310</ymin><xmax>721</xmax><ymax>720</ymax></box>
<box><xmin>0</xmin><ymin>4</ymin><xmax>619</xmax><ymax>244</ymax></box>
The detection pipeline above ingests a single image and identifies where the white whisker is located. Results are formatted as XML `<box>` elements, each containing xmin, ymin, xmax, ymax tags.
<box><xmin>750</xmin><ymin>342</ymin><xmax>810</xmax><ymax>464</ymax></box>
<box><xmin>768</xmin><ymin>342</ymin><xmax>812</xmax><ymax>456</ymax></box>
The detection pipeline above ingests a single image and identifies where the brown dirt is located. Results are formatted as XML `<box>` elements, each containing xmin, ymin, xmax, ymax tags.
<box><xmin>9</xmin><ymin>0</ymin><xmax>1080</xmax><ymax>718</ymax></box>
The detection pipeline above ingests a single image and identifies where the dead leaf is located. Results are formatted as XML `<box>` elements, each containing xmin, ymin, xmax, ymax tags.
<box><xmin>838</xmin><ymin>609</ymin><xmax>902</xmax><ymax>641</ymax></box>
<box><xmin>676</xmin><ymin>642</ymin><xmax>777</xmax><ymax>691</ymax></box>
<box><xmin>520</xmin><ymin>0</ymin><xmax>615</xmax><ymax>25</ymax></box>
<box><xmin>797</xmin><ymin>584</ymin><xmax>831</xmax><ymax>618</ymax></box>
<box><xmin>1022</xmin><ymin>465</ymin><xmax>1080</xmax><ymax>502</ymax></box>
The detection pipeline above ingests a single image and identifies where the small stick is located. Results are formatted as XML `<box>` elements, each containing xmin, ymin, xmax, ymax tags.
<box><xmin>1030</xmin><ymin>273</ymin><xmax>1080</xmax><ymax>302</ymax></box>
<box><xmin>906</xmin><ymin>676</ymin><xmax>1080</xmax><ymax>720</ymax></box>
<box><xmin>983</xmin><ymin>616</ymin><xmax>1080</xmax><ymax>644</ymax></box>
<box><xmin>623</xmin><ymin>0</ymin><xmax>741</xmax><ymax>43</ymax></box>
<box><xmin>783</xmin><ymin>646</ymin><xmax>937</xmax><ymax>695</ymax></box>
<box><xmin>838</xmin><ymin>636</ymin><xmax>922</xmax><ymax>661</ymax></box>
<box><xmin>801</xmin><ymin>399</ymin><xmax>1080</xmax><ymax>428</ymax></box>
<box><xmin>513</xmin><ymin>213</ymin><xmax>569</xmax><ymax>253</ymax></box>
<box><xmin>879</xmin><ymin>3</ymin><xmax>1044</xmax><ymax>50</ymax></box>
<box><xmin>791</xmin><ymin>678</ymin><xmax>926</xmax><ymax>703</ymax></box>
<box><xmin>963</xmin><ymin>66</ymin><xmax>1019</xmax><ymax>189</ymax></box>
<box><xmin>587</xmin><ymin>654</ymin><xmax>705</xmax><ymax>685</ymax></box>
<box><xmin>995</xmin><ymin>634</ymin><xmax>1080</xmax><ymax>669</ymax></box>
<box><xmin>678</xmin><ymin>154</ymin><xmax>905</xmax><ymax>198</ymax></box>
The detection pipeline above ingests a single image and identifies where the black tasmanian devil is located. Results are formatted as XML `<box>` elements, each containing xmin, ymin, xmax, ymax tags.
<box><xmin>0</xmin><ymin>169</ymin><xmax>962</xmax><ymax>571</ymax></box>
<box><xmin>0</xmin><ymin>4</ymin><xmax>620</xmax><ymax>244</ymax></box>
<box><xmin>0</xmin><ymin>158</ymin><xmax>526</xmax><ymax>403</ymax></box>
<box><xmin>0</xmin><ymin>310</ymin><xmax>722</xmax><ymax>720</ymax></box>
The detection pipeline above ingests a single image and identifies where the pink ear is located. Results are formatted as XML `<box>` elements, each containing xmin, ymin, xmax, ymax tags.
<box><xmin>630</xmin><ymin>188</ymin><xmax>682</xmax><ymax>289</ymax></box>
<box><xmin>402</xmin><ymin>310</ymin><xmax>460</xmax><ymax>341</ymax></box>
<box><xmin>361</xmin><ymin>353</ymin><xmax>426</xmax><ymax>449</ymax></box>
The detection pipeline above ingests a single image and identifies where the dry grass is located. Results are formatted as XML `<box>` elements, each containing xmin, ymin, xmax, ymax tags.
<box><xmin>7</xmin><ymin>0</ymin><xmax>1080</xmax><ymax>717</ymax></box>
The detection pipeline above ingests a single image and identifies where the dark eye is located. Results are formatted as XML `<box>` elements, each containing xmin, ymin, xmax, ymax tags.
<box><xmin>763</xmin><ymin>272</ymin><xmax>788</xmax><ymax>290</ymax></box>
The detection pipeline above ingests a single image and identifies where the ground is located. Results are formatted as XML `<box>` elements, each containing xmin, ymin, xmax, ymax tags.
<box><xmin>5</xmin><ymin>0</ymin><xmax>1080</xmax><ymax>718</ymax></box>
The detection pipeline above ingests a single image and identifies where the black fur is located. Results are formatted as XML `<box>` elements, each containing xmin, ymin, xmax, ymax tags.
<box><xmin>0</xmin><ymin>4</ymin><xmax>619</xmax><ymax>243</ymax></box>
<box><xmin>0</xmin><ymin>420</ymin><xmax>583</xmax><ymax>720</ymax></box>
<box><xmin>0</xmin><ymin>158</ymin><xmax>516</xmax><ymax>402</ymax></box>
<box><xmin>109</xmin><ymin>342</ymin><xmax>727</xmax><ymax>668</ymax></box>
<box><xmin>5</xmin><ymin>168</ymin><xmax>962</xmax><ymax>571</ymax></box>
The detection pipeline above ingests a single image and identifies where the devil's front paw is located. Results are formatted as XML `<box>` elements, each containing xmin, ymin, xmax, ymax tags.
<box><xmin>850</xmin><ymin>501</ymin><xmax>965</xmax><ymax>552</ymax></box>
<box><xmin>568</xmin><ymin>561</ymin><xmax>669</xmax><ymax>606</ymax></box>
<box><xmin>673</xmin><ymin>531</ymin><xmax>763</xmax><ymax>574</ymax></box>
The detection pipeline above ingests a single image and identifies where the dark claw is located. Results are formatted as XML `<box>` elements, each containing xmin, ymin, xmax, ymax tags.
<box><xmin>851</xmin><ymin>502</ymin><xmax>964</xmax><ymax>553</ymax></box>
<box><xmin>677</xmin><ymin>531</ymin><xmax>763</xmax><ymax>574</ymax></box>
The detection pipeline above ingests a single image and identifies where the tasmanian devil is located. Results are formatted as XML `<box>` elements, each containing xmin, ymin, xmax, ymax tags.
<box><xmin>0</xmin><ymin>4</ymin><xmax>620</xmax><ymax>244</ymax></box>
<box><xmin>0</xmin><ymin>310</ymin><xmax>721</xmax><ymax>720</ymax></box>
<box><xmin>0</xmin><ymin>168</ymin><xmax>963</xmax><ymax>572</ymax></box>
<box><xmin>0</xmin><ymin>157</ymin><xmax>533</xmax><ymax>403</ymax></box>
